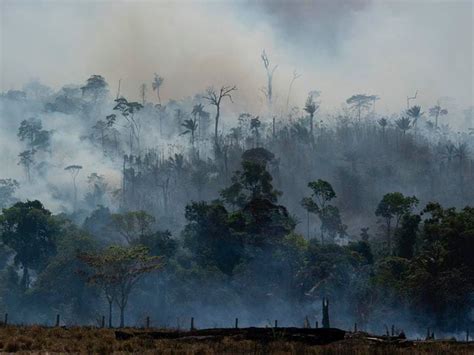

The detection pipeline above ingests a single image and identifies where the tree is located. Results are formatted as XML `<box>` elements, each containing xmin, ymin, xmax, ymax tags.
<box><xmin>395</xmin><ymin>213</ymin><xmax>421</xmax><ymax>259</ymax></box>
<box><xmin>111</xmin><ymin>211</ymin><xmax>155</xmax><ymax>245</ymax></box>
<box><xmin>301</xmin><ymin>180</ymin><xmax>338</xmax><ymax>242</ymax></box>
<box><xmin>139</xmin><ymin>83</ymin><xmax>147</xmax><ymax>105</ymax></box>
<box><xmin>261</xmin><ymin>50</ymin><xmax>278</xmax><ymax>107</ymax></box>
<box><xmin>0</xmin><ymin>200</ymin><xmax>58</xmax><ymax>289</ymax></box>
<box><xmin>407</xmin><ymin>105</ymin><xmax>423</xmax><ymax>136</ymax></box>
<box><xmin>192</xmin><ymin>103</ymin><xmax>205</xmax><ymax>139</ymax></box>
<box><xmin>183</xmin><ymin>201</ymin><xmax>241</xmax><ymax>275</ymax></box>
<box><xmin>286</xmin><ymin>70</ymin><xmax>301</xmax><ymax>113</ymax></box>
<box><xmin>0</xmin><ymin>179</ymin><xmax>19</xmax><ymax>208</ymax></box>
<box><xmin>80</xmin><ymin>75</ymin><xmax>108</xmax><ymax>103</ymax></box>
<box><xmin>250</xmin><ymin>116</ymin><xmax>261</xmax><ymax>147</ymax></box>
<box><xmin>429</xmin><ymin>105</ymin><xmax>448</xmax><ymax>128</ymax></box>
<box><xmin>17</xmin><ymin>117</ymin><xmax>51</xmax><ymax>151</ymax></box>
<box><xmin>79</xmin><ymin>245</ymin><xmax>161</xmax><ymax>328</ymax></box>
<box><xmin>181</xmin><ymin>118</ymin><xmax>198</xmax><ymax>148</ymax></box>
<box><xmin>377</xmin><ymin>117</ymin><xmax>388</xmax><ymax>139</ymax></box>
<box><xmin>113</xmin><ymin>97</ymin><xmax>144</xmax><ymax>154</ymax></box>
<box><xmin>346</xmin><ymin>94</ymin><xmax>379</xmax><ymax>122</ymax></box>
<box><xmin>304</xmin><ymin>93</ymin><xmax>320</xmax><ymax>139</ymax></box>
<box><xmin>395</xmin><ymin>116</ymin><xmax>411</xmax><ymax>136</ymax></box>
<box><xmin>375</xmin><ymin>192</ymin><xmax>419</xmax><ymax>255</ymax></box>
<box><xmin>204</xmin><ymin>85</ymin><xmax>237</xmax><ymax>149</ymax></box>
<box><xmin>152</xmin><ymin>74</ymin><xmax>164</xmax><ymax>105</ymax></box>
<box><xmin>18</xmin><ymin>150</ymin><xmax>36</xmax><ymax>182</ymax></box>
<box><xmin>221</xmin><ymin>159</ymin><xmax>281</xmax><ymax>209</ymax></box>
<box><xmin>65</xmin><ymin>165</ymin><xmax>83</xmax><ymax>211</ymax></box>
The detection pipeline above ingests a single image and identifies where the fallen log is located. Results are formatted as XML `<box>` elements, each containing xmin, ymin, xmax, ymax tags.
<box><xmin>115</xmin><ymin>327</ymin><xmax>346</xmax><ymax>345</ymax></box>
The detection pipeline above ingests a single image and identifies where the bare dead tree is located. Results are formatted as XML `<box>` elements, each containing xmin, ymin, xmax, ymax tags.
<box><xmin>139</xmin><ymin>84</ymin><xmax>147</xmax><ymax>105</ymax></box>
<box><xmin>261</xmin><ymin>50</ymin><xmax>278</xmax><ymax>108</ymax></box>
<box><xmin>286</xmin><ymin>70</ymin><xmax>301</xmax><ymax>114</ymax></box>
<box><xmin>407</xmin><ymin>90</ymin><xmax>418</xmax><ymax>109</ymax></box>
<box><xmin>204</xmin><ymin>85</ymin><xmax>237</xmax><ymax>149</ymax></box>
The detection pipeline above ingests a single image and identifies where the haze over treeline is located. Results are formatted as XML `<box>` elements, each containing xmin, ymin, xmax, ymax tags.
<box><xmin>0</xmin><ymin>0</ymin><xmax>473</xmax><ymax>337</ymax></box>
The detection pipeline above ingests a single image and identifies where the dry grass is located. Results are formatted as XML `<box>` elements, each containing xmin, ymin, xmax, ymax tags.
<box><xmin>0</xmin><ymin>326</ymin><xmax>472</xmax><ymax>354</ymax></box>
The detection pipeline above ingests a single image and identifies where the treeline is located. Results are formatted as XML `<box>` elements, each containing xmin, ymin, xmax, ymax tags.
<box><xmin>0</xmin><ymin>148</ymin><xmax>472</xmax><ymax>334</ymax></box>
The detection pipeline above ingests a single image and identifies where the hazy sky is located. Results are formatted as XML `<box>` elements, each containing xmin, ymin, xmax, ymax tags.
<box><xmin>1</xmin><ymin>0</ymin><xmax>472</xmax><ymax>114</ymax></box>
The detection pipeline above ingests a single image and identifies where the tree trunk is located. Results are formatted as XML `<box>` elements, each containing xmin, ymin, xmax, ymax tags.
<box><xmin>120</xmin><ymin>306</ymin><xmax>125</xmax><ymax>328</ymax></box>
<box><xmin>214</xmin><ymin>107</ymin><xmax>220</xmax><ymax>148</ymax></box>
<box><xmin>108</xmin><ymin>300</ymin><xmax>113</xmax><ymax>328</ymax></box>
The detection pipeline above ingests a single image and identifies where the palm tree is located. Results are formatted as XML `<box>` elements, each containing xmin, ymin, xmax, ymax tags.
<box><xmin>407</xmin><ymin>105</ymin><xmax>423</xmax><ymax>136</ymax></box>
<box><xmin>429</xmin><ymin>105</ymin><xmax>448</xmax><ymax>128</ymax></box>
<box><xmin>181</xmin><ymin>119</ymin><xmax>198</xmax><ymax>148</ymax></box>
<box><xmin>377</xmin><ymin>117</ymin><xmax>388</xmax><ymax>139</ymax></box>
<box><xmin>192</xmin><ymin>103</ymin><xmax>204</xmax><ymax>139</ymax></box>
<box><xmin>395</xmin><ymin>116</ymin><xmax>411</xmax><ymax>136</ymax></box>
<box><xmin>152</xmin><ymin>74</ymin><xmax>164</xmax><ymax>105</ymax></box>
<box><xmin>304</xmin><ymin>94</ymin><xmax>319</xmax><ymax>140</ymax></box>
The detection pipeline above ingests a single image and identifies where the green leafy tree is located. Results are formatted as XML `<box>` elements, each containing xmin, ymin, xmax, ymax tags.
<box><xmin>301</xmin><ymin>179</ymin><xmax>339</xmax><ymax>242</ymax></box>
<box><xmin>79</xmin><ymin>245</ymin><xmax>162</xmax><ymax>328</ymax></box>
<box><xmin>0</xmin><ymin>200</ymin><xmax>59</xmax><ymax>289</ymax></box>
<box><xmin>221</xmin><ymin>159</ymin><xmax>281</xmax><ymax>209</ymax></box>
<box><xmin>183</xmin><ymin>201</ymin><xmax>241</xmax><ymax>275</ymax></box>
<box><xmin>375</xmin><ymin>192</ymin><xmax>419</xmax><ymax>254</ymax></box>
<box><xmin>111</xmin><ymin>210</ymin><xmax>156</xmax><ymax>245</ymax></box>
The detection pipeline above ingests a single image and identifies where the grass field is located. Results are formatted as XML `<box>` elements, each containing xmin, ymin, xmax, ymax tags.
<box><xmin>0</xmin><ymin>326</ymin><xmax>472</xmax><ymax>354</ymax></box>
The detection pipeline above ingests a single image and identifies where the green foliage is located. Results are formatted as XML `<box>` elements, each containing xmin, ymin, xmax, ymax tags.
<box><xmin>17</xmin><ymin>117</ymin><xmax>51</xmax><ymax>151</ymax></box>
<box><xmin>221</xmin><ymin>156</ymin><xmax>281</xmax><ymax>208</ymax></box>
<box><xmin>375</xmin><ymin>192</ymin><xmax>419</xmax><ymax>254</ymax></box>
<box><xmin>111</xmin><ymin>211</ymin><xmax>155</xmax><ymax>244</ymax></box>
<box><xmin>79</xmin><ymin>244</ymin><xmax>162</xmax><ymax>327</ymax></box>
<box><xmin>0</xmin><ymin>200</ymin><xmax>59</xmax><ymax>288</ymax></box>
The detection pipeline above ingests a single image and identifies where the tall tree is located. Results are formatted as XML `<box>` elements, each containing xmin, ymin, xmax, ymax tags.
<box><xmin>346</xmin><ymin>94</ymin><xmax>379</xmax><ymax>122</ymax></box>
<box><xmin>261</xmin><ymin>50</ymin><xmax>278</xmax><ymax>107</ymax></box>
<box><xmin>375</xmin><ymin>192</ymin><xmax>419</xmax><ymax>255</ymax></box>
<box><xmin>113</xmin><ymin>98</ymin><xmax>144</xmax><ymax>154</ymax></box>
<box><xmin>65</xmin><ymin>165</ymin><xmax>83</xmax><ymax>211</ymax></box>
<box><xmin>429</xmin><ymin>104</ymin><xmax>448</xmax><ymax>128</ymax></box>
<box><xmin>18</xmin><ymin>150</ymin><xmax>36</xmax><ymax>182</ymax></box>
<box><xmin>304</xmin><ymin>93</ymin><xmax>320</xmax><ymax>140</ymax></box>
<box><xmin>204</xmin><ymin>85</ymin><xmax>237</xmax><ymax>150</ymax></box>
<box><xmin>301</xmin><ymin>179</ymin><xmax>338</xmax><ymax>242</ymax></box>
<box><xmin>152</xmin><ymin>73</ymin><xmax>164</xmax><ymax>105</ymax></box>
<box><xmin>181</xmin><ymin>118</ymin><xmax>198</xmax><ymax>148</ymax></box>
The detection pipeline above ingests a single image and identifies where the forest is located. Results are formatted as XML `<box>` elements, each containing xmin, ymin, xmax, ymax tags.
<box><xmin>0</xmin><ymin>63</ymin><xmax>473</xmax><ymax>339</ymax></box>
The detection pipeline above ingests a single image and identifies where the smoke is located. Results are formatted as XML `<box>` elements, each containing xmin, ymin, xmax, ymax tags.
<box><xmin>1</xmin><ymin>0</ymin><xmax>472</xmax><ymax>117</ymax></box>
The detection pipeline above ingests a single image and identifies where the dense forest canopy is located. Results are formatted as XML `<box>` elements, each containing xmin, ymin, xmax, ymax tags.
<box><xmin>0</xmin><ymin>0</ymin><xmax>473</xmax><ymax>338</ymax></box>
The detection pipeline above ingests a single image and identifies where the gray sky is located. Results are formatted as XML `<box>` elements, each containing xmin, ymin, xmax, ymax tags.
<box><xmin>1</xmin><ymin>0</ymin><xmax>472</xmax><ymax>114</ymax></box>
